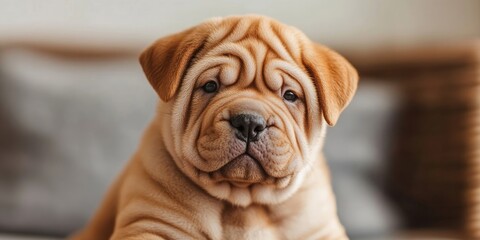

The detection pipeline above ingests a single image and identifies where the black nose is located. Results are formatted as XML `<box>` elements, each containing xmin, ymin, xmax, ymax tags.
<box><xmin>229</xmin><ymin>114</ymin><xmax>266</xmax><ymax>142</ymax></box>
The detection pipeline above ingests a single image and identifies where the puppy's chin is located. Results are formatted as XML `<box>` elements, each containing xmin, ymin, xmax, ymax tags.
<box><xmin>180</xmin><ymin>154</ymin><xmax>305</xmax><ymax>207</ymax></box>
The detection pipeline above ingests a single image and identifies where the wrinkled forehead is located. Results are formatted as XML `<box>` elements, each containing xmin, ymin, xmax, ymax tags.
<box><xmin>191</xmin><ymin>16</ymin><xmax>311</xmax><ymax>89</ymax></box>
<box><xmin>203</xmin><ymin>16</ymin><xmax>304</xmax><ymax>61</ymax></box>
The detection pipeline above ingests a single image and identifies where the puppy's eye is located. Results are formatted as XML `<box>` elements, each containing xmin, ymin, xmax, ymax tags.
<box><xmin>283</xmin><ymin>90</ymin><xmax>298</xmax><ymax>102</ymax></box>
<box><xmin>202</xmin><ymin>81</ymin><xmax>218</xmax><ymax>93</ymax></box>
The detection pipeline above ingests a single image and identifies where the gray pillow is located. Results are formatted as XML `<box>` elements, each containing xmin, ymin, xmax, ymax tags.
<box><xmin>0</xmin><ymin>48</ymin><xmax>156</xmax><ymax>236</ymax></box>
<box><xmin>325</xmin><ymin>80</ymin><xmax>404</xmax><ymax>237</ymax></box>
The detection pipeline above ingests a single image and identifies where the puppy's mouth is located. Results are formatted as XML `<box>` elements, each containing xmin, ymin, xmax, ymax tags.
<box><xmin>210</xmin><ymin>153</ymin><xmax>267</xmax><ymax>187</ymax></box>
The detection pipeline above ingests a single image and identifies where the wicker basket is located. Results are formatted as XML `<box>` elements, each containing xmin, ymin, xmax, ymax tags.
<box><xmin>348</xmin><ymin>41</ymin><xmax>480</xmax><ymax>239</ymax></box>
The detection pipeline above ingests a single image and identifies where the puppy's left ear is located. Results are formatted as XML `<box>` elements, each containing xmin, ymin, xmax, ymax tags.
<box><xmin>302</xmin><ymin>43</ymin><xmax>359</xmax><ymax>126</ymax></box>
<box><xmin>139</xmin><ymin>27</ymin><xmax>206</xmax><ymax>101</ymax></box>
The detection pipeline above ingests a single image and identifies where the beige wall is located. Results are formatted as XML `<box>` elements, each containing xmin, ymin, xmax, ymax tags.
<box><xmin>1</xmin><ymin>0</ymin><xmax>479</xmax><ymax>50</ymax></box>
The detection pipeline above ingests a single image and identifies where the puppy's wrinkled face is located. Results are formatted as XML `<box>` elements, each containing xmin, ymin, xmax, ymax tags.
<box><xmin>140</xmin><ymin>16</ymin><xmax>358</xmax><ymax>206</ymax></box>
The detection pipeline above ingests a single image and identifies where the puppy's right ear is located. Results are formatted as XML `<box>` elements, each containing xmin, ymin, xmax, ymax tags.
<box><xmin>302</xmin><ymin>43</ymin><xmax>358</xmax><ymax>126</ymax></box>
<box><xmin>139</xmin><ymin>27</ymin><xmax>205</xmax><ymax>101</ymax></box>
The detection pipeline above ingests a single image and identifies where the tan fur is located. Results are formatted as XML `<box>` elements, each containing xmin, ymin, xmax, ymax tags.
<box><xmin>71</xmin><ymin>15</ymin><xmax>358</xmax><ymax>240</ymax></box>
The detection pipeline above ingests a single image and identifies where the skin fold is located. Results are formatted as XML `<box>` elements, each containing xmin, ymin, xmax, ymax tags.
<box><xmin>71</xmin><ymin>15</ymin><xmax>358</xmax><ymax>240</ymax></box>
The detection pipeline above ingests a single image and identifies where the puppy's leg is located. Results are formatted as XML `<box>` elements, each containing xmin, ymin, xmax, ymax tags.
<box><xmin>106</xmin><ymin>158</ymin><xmax>212</xmax><ymax>240</ymax></box>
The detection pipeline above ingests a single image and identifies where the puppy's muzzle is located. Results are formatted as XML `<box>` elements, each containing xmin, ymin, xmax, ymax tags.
<box><xmin>229</xmin><ymin>114</ymin><xmax>266</xmax><ymax>142</ymax></box>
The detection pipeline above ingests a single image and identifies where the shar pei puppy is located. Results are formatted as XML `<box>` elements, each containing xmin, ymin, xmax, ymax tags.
<box><xmin>72</xmin><ymin>15</ymin><xmax>358</xmax><ymax>240</ymax></box>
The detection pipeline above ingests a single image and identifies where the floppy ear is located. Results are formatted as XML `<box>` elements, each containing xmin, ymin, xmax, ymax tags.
<box><xmin>302</xmin><ymin>43</ymin><xmax>359</xmax><ymax>126</ymax></box>
<box><xmin>139</xmin><ymin>27</ymin><xmax>206</xmax><ymax>101</ymax></box>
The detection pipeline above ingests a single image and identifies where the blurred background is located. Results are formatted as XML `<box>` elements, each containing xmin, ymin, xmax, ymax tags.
<box><xmin>0</xmin><ymin>0</ymin><xmax>479</xmax><ymax>239</ymax></box>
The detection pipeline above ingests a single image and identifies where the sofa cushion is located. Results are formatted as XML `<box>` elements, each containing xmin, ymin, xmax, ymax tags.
<box><xmin>0</xmin><ymin>48</ymin><xmax>156</xmax><ymax>236</ymax></box>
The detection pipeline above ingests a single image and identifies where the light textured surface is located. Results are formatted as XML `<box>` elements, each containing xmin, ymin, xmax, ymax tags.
<box><xmin>0</xmin><ymin>0</ymin><xmax>479</xmax><ymax>50</ymax></box>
